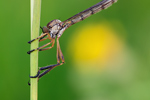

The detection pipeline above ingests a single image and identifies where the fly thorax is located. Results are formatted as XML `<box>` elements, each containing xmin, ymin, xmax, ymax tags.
<box><xmin>50</xmin><ymin>24</ymin><xmax>61</xmax><ymax>38</ymax></box>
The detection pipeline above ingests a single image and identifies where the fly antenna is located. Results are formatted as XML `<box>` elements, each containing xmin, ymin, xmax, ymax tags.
<box><xmin>40</xmin><ymin>26</ymin><xmax>43</xmax><ymax>30</ymax></box>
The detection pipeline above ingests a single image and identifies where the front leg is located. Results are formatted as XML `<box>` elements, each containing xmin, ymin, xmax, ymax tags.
<box><xmin>28</xmin><ymin>33</ymin><xmax>48</xmax><ymax>44</ymax></box>
<box><xmin>27</xmin><ymin>39</ymin><xmax>55</xmax><ymax>54</ymax></box>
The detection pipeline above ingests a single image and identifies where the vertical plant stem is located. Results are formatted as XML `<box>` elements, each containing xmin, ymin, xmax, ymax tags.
<box><xmin>30</xmin><ymin>0</ymin><xmax>41</xmax><ymax>100</ymax></box>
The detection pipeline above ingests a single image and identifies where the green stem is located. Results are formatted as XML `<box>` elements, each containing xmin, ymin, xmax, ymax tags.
<box><xmin>30</xmin><ymin>0</ymin><xmax>41</xmax><ymax>100</ymax></box>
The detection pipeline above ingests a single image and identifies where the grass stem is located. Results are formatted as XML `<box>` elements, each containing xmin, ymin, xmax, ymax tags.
<box><xmin>30</xmin><ymin>0</ymin><xmax>41</xmax><ymax>100</ymax></box>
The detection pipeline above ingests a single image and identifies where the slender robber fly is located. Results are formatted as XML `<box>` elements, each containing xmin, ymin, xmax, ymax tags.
<box><xmin>28</xmin><ymin>0</ymin><xmax>117</xmax><ymax>82</ymax></box>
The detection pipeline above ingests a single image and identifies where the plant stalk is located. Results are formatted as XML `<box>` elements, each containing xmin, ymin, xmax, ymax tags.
<box><xmin>30</xmin><ymin>0</ymin><xmax>41</xmax><ymax>100</ymax></box>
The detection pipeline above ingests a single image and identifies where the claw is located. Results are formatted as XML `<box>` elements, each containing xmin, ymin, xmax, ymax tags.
<box><xmin>27</xmin><ymin>49</ymin><xmax>35</xmax><ymax>54</ymax></box>
<box><xmin>28</xmin><ymin>80</ymin><xmax>30</xmax><ymax>86</ymax></box>
<box><xmin>28</xmin><ymin>70</ymin><xmax>40</xmax><ymax>86</ymax></box>
<box><xmin>28</xmin><ymin>39</ymin><xmax>35</xmax><ymax>44</ymax></box>
<box><xmin>29</xmin><ymin>71</ymin><xmax>40</xmax><ymax>78</ymax></box>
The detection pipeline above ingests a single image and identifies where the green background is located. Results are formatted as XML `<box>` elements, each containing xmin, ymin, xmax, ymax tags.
<box><xmin>0</xmin><ymin>0</ymin><xmax>150</xmax><ymax>100</ymax></box>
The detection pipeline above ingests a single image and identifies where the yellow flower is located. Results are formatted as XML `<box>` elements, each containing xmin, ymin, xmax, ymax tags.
<box><xmin>68</xmin><ymin>21</ymin><xmax>124</xmax><ymax>73</ymax></box>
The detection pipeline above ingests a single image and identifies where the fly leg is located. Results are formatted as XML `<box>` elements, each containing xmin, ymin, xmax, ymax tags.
<box><xmin>29</xmin><ymin>37</ymin><xmax>65</xmax><ymax>80</ymax></box>
<box><xmin>28</xmin><ymin>33</ymin><xmax>48</xmax><ymax>44</ymax></box>
<box><xmin>27</xmin><ymin>39</ymin><xmax>55</xmax><ymax>54</ymax></box>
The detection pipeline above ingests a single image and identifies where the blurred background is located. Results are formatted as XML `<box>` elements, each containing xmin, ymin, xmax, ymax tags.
<box><xmin>0</xmin><ymin>0</ymin><xmax>150</xmax><ymax>100</ymax></box>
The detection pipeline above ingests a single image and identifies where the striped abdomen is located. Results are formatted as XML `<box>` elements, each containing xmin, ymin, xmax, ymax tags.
<box><xmin>63</xmin><ymin>0</ymin><xmax>117</xmax><ymax>28</ymax></box>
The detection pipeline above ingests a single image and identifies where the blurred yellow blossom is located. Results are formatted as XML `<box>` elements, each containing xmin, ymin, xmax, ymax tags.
<box><xmin>68</xmin><ymin>21</ymin><xmax>125</xmax><ymax>73</ymax></box>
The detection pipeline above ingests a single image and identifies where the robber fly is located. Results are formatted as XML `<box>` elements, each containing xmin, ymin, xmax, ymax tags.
<box><xmin>28</xmin><ymin>0</ymin><xmax>117</xmax><ymax>82</ymax></box>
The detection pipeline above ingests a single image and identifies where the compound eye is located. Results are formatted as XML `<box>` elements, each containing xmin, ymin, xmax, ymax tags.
<box><xmin>42</xmin><ymin>26</ymin><xmax>49</xmax><ymax>33</ymax></box>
